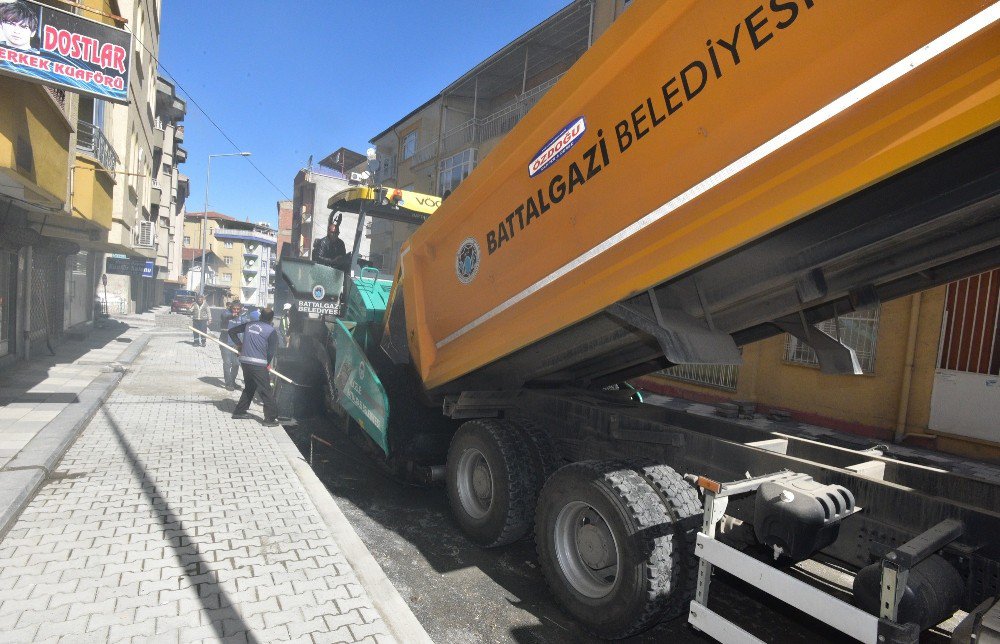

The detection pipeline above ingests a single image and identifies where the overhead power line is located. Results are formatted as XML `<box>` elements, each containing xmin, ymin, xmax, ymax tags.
<box><xmin>120</xmin><ymin>23</ymin><xmax>290</xmax><ymax>202</ymax></box>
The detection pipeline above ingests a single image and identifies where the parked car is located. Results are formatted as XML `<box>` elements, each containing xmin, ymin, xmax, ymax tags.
<box><xmin>171</xmin><ymin>294</ymin><xmax>196</xmax><ymax>314</ymax></box>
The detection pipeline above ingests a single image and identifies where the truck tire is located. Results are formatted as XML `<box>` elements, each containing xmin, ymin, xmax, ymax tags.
<box><xmin>535</xmin><ymin>460</ymin><xmax>689</xmax><ymax>639</ymax></box>
<box><xmin>636</xmin><ymin>463</ymin><xmax>703</xmax><ymax>620</ymax></box>
<box><xmin>509</xmin><ymin>417</ymin><xmax>559</xmax><ymax>484</ymax></box>
<box><xmin>446</xmin><ymin>419</ymin><xmax>539</xmax><ymax>547</ymax></box>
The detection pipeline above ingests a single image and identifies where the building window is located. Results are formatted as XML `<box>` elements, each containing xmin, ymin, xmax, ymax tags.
<box><xmin>439</xmin><ymin>149</ymin><xmax>476</xmax><ymax>196</ymax></box>
<box><xmin>221</xmin><ymin>273</ymin><xmax>232</xmax><ymax>284</ymax></box>
<box><xmin>402</xmin><ymin>131</ymin><xmax>417</xmax><ymax>160</ymax></box>
<box><xmin>783</xmin><ymin>307</ymin><xmax>881</xmax><ymax>373</ymax></box>
<box><xmin>224</xmin><ymin>241</ymin><xmax>233</xmax><ymax>248</ymax></box>
<box><xmin>183</xmin><ymin>236</ymin><xmax>190</xmax><ymax>246</ymax></box>
<box><xmin>224</xmin><ymin>256</ymin><xmax>232</xmax><ymax>266</ymax></box>
<box><xmin>938</xmin><ymin>268</ymin><xmax>1000</xmax><ymax>376</ymax></box>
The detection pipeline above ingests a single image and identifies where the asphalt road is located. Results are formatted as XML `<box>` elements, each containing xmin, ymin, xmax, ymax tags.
<box><xmin>281</xmin><ymin>411</ymin><xmax>933</xmax><ymax>644</ymax></box>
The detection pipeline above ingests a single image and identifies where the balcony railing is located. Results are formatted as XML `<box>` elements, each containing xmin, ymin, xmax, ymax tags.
<box><xmin>214</xmin><ymin>227</ymin><xmax>277</xmax><ymax>245</ymax></box>
<box><xmin>438</xmin><ymin>74</ymin><xmax>566</xmax><ymax>156</ymax></box>
<box><xmin>442</xmin><ymin>119</ymin><xmax>477</xmax><ymax>155</ymax></box>
<box><xmin>411</xmin><ymin>141</ymin><xmax>438</xmax><ymax>165</ymax></box>
<box><xmin>76</xmin><ymin>120</ymin><xmax>120</xmax><ymax>171</ymax></box>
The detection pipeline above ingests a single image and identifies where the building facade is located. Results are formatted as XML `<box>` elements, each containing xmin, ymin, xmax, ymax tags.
<box><xmin>0</xmin><ymin>0</ymin><xmax>140</xmax><ymax>365</ymax></box>
<box><xmin>276</xmin><ymin>199</ymin><xmax>292</xmax><ymax>258</ymax></box>
<box><xmin>367</xmin><ymin>0</ymin><xmax>633</xmax><ymax>276</ymax></box>
<box><xmin>637</xmin><ymin>272</ymin><xmax>1000</xmax><ymax>462</ymax></box>
<box><xmin>183</xmin><ymin>212</ymin><xmax>276</xmax><ymax>308</ymax></box>
<box><xmin>97</xmin><ymin>0</ymin><xmax>165</xmax><ymax>315</ymax></box>
<box><xmin>152</xmin><ymin>76</ymin><xmax>189</xmax><ymax>304</ymax></box>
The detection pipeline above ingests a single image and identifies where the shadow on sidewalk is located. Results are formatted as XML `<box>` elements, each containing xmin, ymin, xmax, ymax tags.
<box><xmin>0</xmin><ymin>320</ymin><xmax>132</xmax><ymax>406</ymax></box>
<box><xmin>101</xmin><ymin>406</ymin><xmax>259</xmax><ymax>643</ymax></box>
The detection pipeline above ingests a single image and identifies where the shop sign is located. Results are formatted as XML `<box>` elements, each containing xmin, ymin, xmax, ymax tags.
<box><xmin>105</xmin><ymin>256</ymin><xmax>146</xmax><ymax>276</ymax></box>
<box><xmin>0</xmin><ymin>0</ymin><xmax>131</xmax><ymax>104</ymax></box>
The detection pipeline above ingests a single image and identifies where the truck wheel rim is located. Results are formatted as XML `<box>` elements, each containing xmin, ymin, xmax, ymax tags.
<box><xmin>456</xmin><ymin>448</ymin><xmax>493</xmax><ymax>519</ymax></box>
<box><xmin>554</xmin><ymin>501</ymin><xmax>619</xmax><ymax>599</ymax></box>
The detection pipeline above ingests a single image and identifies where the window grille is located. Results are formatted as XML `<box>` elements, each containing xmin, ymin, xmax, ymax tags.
<box><xmin>938</xmin><ymin>268</ymin><xmax>1000</xmax><ymax>375</ymax></box>
<box><xmin>659</xmin><ymin>363</ymin><xmax>739</xmax><ymax>391</ymax></box>
<box><xmin>783</xmin><ymin>307</ymin><xmax>881</xmax><ymax>373</ymax></box>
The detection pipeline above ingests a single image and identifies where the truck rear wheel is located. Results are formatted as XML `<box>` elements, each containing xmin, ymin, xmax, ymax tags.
<box><xmin>509</xmin><ymin>417</ymin><xmax>559</xmax><ymax>484</ymax></box>
<box><xmin>635</xmin><ymin>462</ymin><xmax>702</xmax><ymax>620</ymax></box>
<box><xmin>446</xmin><ymin>419</ymin><xmax>539</xmax><ymax>547</ymax></box>
<box><xmin>535</xmin><ymin>460</ymin><xmax>695</xmax><ymax>639</ymax></box>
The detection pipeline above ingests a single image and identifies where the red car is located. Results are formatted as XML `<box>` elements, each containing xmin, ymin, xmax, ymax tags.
<box><xmin>170</xmin><ymin>294</ymin><xmax>196</xmax><ymax>314</ymax></box>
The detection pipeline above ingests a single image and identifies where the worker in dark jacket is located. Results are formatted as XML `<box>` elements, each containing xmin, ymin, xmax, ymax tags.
<box><xmin>218</xmin><ymin>301</ymin><xmax>245</xmax><ymax>391</ymax></box>
<box><xmin>312</xmin><ymin>212</ymin><xmax>350</xmax><ymax>272</ymax></box>
<box><xmin>228</xmin><ymin>307</ymin><xmax>279</xmax><ymax>426</ymax></box>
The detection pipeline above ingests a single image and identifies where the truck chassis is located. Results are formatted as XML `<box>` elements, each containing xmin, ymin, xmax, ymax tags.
<box><xmin>432</xmin><ymin>387</ymin><xmax>1000</xmax><ymax>640</ymax></box>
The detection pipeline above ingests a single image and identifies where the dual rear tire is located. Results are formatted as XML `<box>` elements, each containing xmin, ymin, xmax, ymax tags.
<box><xmin>445</xmin><ymin>420</ymin><xmax>700</xmax><ymax>639</ymax></box>
<box><xmin>535</xmin><ymin>460</ymin><xmax>701</xmax><ymax>639</ymax></box>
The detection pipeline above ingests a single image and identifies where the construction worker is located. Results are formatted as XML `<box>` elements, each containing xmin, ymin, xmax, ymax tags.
<box><xmin>228</xmin><ymin>307</ymin><xmax>279</xmax><ymax>426</ymax></box>
<box><xmin>279</xmin><ymin>302</ymin><xmax>292</xmax><ymax>347</ymax></box>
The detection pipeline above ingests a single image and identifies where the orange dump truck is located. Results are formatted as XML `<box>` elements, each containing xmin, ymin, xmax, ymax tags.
<box><xmin>317</xmin><ymin>1</ymin><xmax>1000</xmax><ymax>640</ymax></box>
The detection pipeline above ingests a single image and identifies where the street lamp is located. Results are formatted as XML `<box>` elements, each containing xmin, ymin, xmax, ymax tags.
<box><xmin>200</xmin><ymin>152</ymin><xmax>251</xmax><ymax>295</ymax></box>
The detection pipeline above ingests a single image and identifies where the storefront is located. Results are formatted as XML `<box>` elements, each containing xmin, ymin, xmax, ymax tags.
<box><xmin>64</xmin><ymin>250</ymin><xmax>96</xmax><ymax>330</ymax></box>
<box><xmin>0</xmin><ymin>248</ymin><xmax>17</xmax><ymax>359</ymax></box>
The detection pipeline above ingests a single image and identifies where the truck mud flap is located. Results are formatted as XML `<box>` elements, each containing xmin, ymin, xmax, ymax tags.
<box><xmin>331</xmin><ymin>319</ymin><xmax>391</xmax><ymax>455</ymax></box>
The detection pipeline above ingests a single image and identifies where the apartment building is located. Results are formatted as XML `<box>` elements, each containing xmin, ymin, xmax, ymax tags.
<box><xmin>183</xmin><ymin>212</ymin><xmax>276</xmax><ymax>308</ymax></box>
<box><xmin>276</xmin><ymin>199</ymin><xmax>292</xmax><ymax>258</ymax></box>
<box><xmin>0</xmin><ymin>0</ymin><xmax>138</xmax><ymax>364</ymax></box>
<box><xmin>152</xmin><ymin>76</ymin><xmax>189</xmax><ymax>303</ymax></box>
<box><xmin>368</xmin><ymin>0</ymin><xmax>630</xmax><ymax>276</ymax></box>
<box><xmin>98</xmin><ymin>0</ymin><xmax>165</xmax><ymax>314</ymax></box>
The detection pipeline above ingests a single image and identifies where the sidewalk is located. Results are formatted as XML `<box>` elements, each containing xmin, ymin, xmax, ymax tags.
<box><xmin>0</xmin><ymin>311</ymin><xmax>156</xmax><ymax>531</ymax></box>
<box><xmin>0</xmin><ymin>312</ymin><xmax>432</xmax><ymax>643</ymax></box>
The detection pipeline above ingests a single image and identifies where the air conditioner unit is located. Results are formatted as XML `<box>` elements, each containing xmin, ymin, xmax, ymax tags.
<box><xmin>136</xmin><ymin>220</ymin><xmax>155</xmax><ymax>248</ymax></box>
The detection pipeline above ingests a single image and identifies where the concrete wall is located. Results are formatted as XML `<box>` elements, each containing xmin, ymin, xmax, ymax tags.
<box><xmin>0</xmin><ymin>80</ymin><xmax>72</xmax><ymax>205</ymax></box>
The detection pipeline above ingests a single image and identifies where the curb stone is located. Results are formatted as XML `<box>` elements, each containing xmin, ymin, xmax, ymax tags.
<box><xmin>0</xmin><ymin>333</ymin><xmax>152</xmax><ymax>539</ymax></box>
<box><xmin>270</xmin><ymin>426</ymin><xmax>435</xmax><ymax>644</ymax></box>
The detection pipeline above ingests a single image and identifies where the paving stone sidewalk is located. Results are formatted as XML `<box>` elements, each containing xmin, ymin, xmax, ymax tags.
<box><xmin>0</xmin><ymin>311</ymin><xmax>157</xmax><ymax>468</ymax></box>
<box><xmin>0</xmin><ymin>320</ymin><xmax>431</xmax><ymax>643</ymax></box>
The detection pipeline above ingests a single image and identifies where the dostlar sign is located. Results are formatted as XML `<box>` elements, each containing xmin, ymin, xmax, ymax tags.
<box><xmin>0</xmin><ymin>0</ymin><xmax>131</xmax><ymax>104</ymax></box>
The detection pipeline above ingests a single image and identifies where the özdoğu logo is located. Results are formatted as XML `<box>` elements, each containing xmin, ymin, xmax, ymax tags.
<box><xmin>528</xmin><ymin>117</ymin><xmax>586</xmax><ymax>178</ymax></box>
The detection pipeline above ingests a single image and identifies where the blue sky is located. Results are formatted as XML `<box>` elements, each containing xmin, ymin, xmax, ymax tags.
<box><xmin>159</xmin><ymin>1</ymin><xmax>572</xmax><ymax>227</ymax></box>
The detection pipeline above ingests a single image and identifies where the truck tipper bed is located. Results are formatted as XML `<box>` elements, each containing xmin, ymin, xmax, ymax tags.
<box><xmin>287</xmin><ymin>1</ymin><xmax>1000</xmax><ymax>640</ymax></box>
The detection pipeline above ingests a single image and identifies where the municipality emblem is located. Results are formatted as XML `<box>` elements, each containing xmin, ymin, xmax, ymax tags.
<box><xmin>312</xmin><ymin>284</ymin><xmax>326</xmax><ymax>300</ymax></box>
<box><xmin>456</xmin><ymin>237</ymin><xmax>481</xmax><ymax>284</ymax></box>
